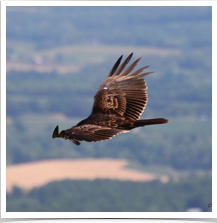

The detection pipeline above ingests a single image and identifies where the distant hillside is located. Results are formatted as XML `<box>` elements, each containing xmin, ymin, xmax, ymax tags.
<box><xmin>6</xmin><ymin>6</ymin><xmax>211</xmax><ymax>49</ymax></box>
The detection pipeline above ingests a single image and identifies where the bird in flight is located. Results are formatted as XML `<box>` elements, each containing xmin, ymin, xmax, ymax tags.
<box><xmin>52</xmin><ymin>53</ymin><xmax>168</xmax><ymax>145</ymax></box>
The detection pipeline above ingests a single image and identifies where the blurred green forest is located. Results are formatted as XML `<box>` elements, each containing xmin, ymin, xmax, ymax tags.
<box><xmin>6</xmin><ymin>6</ymin><xmax>212</xmax><ymax>212</ymax></box>
<box><xmin>7</xmin><ymin>177</ymin><xmax>211</xmax><ymax>212</ymax></box>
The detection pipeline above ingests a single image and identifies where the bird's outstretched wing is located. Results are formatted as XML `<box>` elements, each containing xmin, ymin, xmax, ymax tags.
<box><xmin>52</xmin><ymin>53</ymin><xmax>168</xmax><ymax>146</ymax></box>
<box><xmin>53</xmin><ymin>125</ymin><xmax>129</xmax><ymax>145</ymax></box>
<box><xmin>91</xmin><ymin>53</ymin><xmax>153</xmax><ymax>120</ymax></box>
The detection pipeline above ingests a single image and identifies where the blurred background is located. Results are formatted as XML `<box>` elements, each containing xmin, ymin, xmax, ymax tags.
<box><xmin>6</xmin><ymin>6</ymin><xmax>212</xmax><ymax>212</ymax></box>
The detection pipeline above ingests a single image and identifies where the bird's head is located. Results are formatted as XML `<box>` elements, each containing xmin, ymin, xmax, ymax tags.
<box><xmin>52</xmin><ymin>125</ymin><xmax>80</xmax><ymax>146</ymax></box>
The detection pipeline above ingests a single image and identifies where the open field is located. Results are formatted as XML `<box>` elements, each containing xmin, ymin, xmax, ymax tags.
<box><xmin>6</xmin><ymin>158</ymin><xmax>169</xmax><ymax>193</ymax></box>
<box><xmin>6</xmin><ymin>44</ymin><xmax>182</xmax><ymax>74</ymax></box>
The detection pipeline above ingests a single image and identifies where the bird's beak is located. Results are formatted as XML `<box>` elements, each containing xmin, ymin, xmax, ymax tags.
<box><xmin>58</xmin><ymin>130</ymin><xmax>65</xmax><ymax>138</ymax></box>
<box><xmin>52</xmin><ymin>126</ymin><xmax>66</xmax><ymax>139</ymax></box>
<box><xmin>52</xmin><ymin>126</ymin><xmax>59</xmax><ymax>138</ymax></box>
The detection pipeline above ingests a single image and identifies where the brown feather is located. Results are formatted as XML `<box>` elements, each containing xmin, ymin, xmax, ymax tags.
<box><xmin>52</xmin><ymin>53</ymin><xmax>168</xmax><ymax>145</ymax></box>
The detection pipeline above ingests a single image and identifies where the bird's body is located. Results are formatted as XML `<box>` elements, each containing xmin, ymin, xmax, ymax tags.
<box><xmin>53</xmin><ymin>53</ymin><xmax>168</xmax><ymax>145</ymax></box>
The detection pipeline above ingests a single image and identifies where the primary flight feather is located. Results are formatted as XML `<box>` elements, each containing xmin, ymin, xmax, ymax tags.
<box><xmin>52</xmin><ymin>53</ymin><xmax>168</xmax><ymax>145</ymax></box>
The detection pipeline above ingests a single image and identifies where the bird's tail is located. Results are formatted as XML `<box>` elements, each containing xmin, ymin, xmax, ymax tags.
<box><xmin>118</xmin><ymin>118</ymin><xmax>168</xmax><ymax>130</ymax></box>
<box><xmin>133</xmin><ymin>118</ymin><xmax>168</xmax><ymax>127</ymax></box>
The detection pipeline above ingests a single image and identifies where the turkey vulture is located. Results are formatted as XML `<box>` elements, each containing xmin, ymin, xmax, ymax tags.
<box><xmin>52</xmin><ymin>53</ymin><xmax>168</xmax><ymax>145</ymax></box>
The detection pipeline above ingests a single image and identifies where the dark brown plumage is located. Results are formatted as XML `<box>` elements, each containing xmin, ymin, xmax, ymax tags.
<box><xmin>52</xmin><ymin>53</ymin><xmax>168</xmax><ymax>145</ymax></box>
